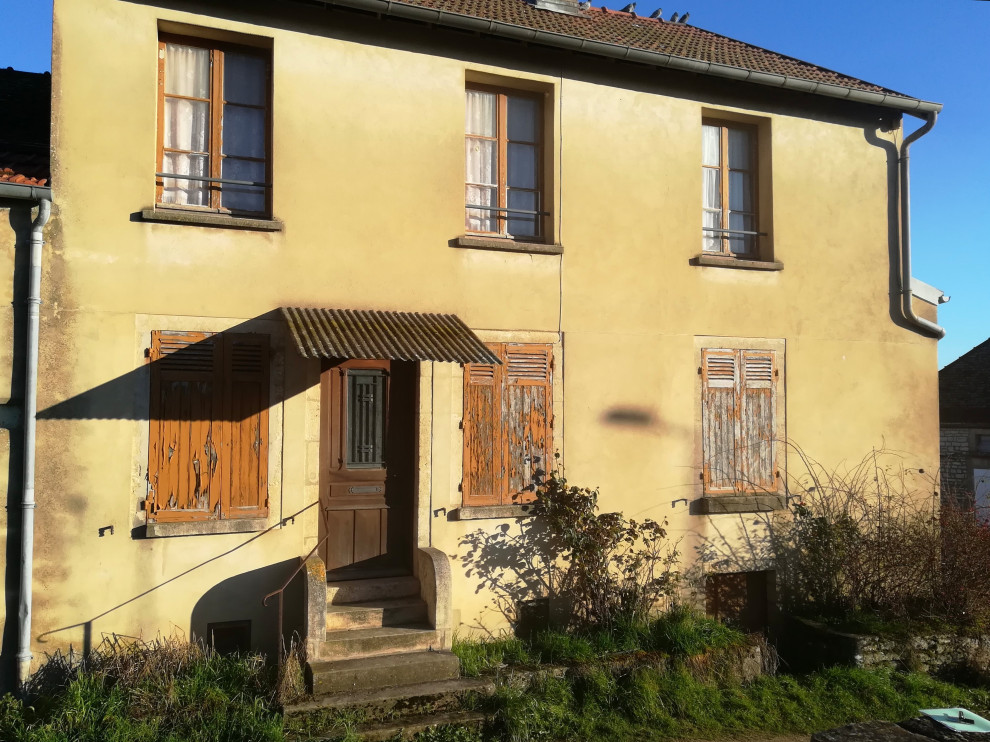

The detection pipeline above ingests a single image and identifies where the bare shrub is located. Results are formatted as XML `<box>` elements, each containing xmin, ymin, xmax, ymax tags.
<box><xmin>773</xmin><ymin>446</ymin><xmax>990</xmax><ymax>632</ymax></box>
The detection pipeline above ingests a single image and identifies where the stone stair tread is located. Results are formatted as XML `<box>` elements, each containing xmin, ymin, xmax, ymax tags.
<box><xmin>284</xmin><ymin>676</ymin><xmax>493</xmax><ymax>715</ymax></box>
<box><xmin>287</xmin><ymin>710</ymin><xmax>486</xmax><ymax>742</ymax></box>
<box><xmin>326</xmin><ymin>576</ymin><xmax>421</xmax><ymax>605</ymax></box>
<box><xmin>308</xmin><ymin>650</ymin><xmax>461</xmax><ymax>697</ymax></box>
<box><xmin>324</xmin><ymin>624</ymin><xmax>435</xmax><ymax>642</ymax></box>
<box><xmin>355</xmin><ymin>710</ymin><xmax>487</xmax><ymax>742</ymax></box>
<box><xmin>326</xmin><ymin>597</ymin><xmax>426</xmax><ymax>613</ymax></box>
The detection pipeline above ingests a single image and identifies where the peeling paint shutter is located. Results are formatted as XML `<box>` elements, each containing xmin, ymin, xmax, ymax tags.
<box><xmin>505</xmin><ymin>345</ymin><xmax>552</xmax><ymax>502</ymax></box>
<box><xmin>740</xmin><ymin>350</ymin><xmax>776</xmax><ymax>491</ymax></box>
<box><xmin>223</xmin><ymin>334</ymin><xmax>270</xmax><ymax>518</ymax></box>
<box><xmin>148</xmin><ymin>331</ymin><xmax>269</xmax><ymax>522</ymax></box>
<box><xmin>702</xmin><ymin>349</ymin><xmax>739</xmax><ymax>494</ymax></box>
<box><xmin>148</xmin><ymin>331</ymin><xmax>222</xmax><ymax>521</ymax></box>
<box><xmin>462</xmin><ymin>344</ymin><xmax>503</xmax><ymax>506</ymax></box>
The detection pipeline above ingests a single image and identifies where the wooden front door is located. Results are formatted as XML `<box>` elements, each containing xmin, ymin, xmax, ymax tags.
<box><xmin>320</xmin><ymin>359</ymin><xmax>415</xmax><ymax>579</ymax></box>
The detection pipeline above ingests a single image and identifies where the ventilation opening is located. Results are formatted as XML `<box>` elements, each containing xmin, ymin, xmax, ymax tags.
<box><xmin>207</xmin><ymin>620</ymin><xmax>251</xmax><ymax>655</ymax></box>
<box><xmin>705</xmin><ymin>570</ymin><xmax>775</xmax><ymax>633</ymax></box>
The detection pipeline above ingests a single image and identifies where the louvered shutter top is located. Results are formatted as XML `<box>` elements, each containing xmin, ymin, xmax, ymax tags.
<box><xmin>703</xmin><ymin>349</ymin><xmax>736</xmax><ymax>388</ymax></box>
<box><xmin>152</xmin><ymin>331</ymin><xmax>216</xmax><ymax>376</ymax></box>
<box><xmin>742</xmin><ymin>350</ymin><xmax>774</xmax><ymax>389</ymax></box>
<box><xmin>227</xmin><ymin>334</ymin><xmax>269</xmax><ymax>379</ymax></box>
<box><xmin>506</xmin><ymin>344</ymin><xmax>551</xmax><ymax>386</ymax></box>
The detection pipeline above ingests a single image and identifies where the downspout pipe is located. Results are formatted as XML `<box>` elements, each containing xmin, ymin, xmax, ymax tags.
<box><xmin>898</xmin><ymin>111</ymin><xmax>945</xmax><ymax>339</ymax></box>
<box><xmin>16</xmin><ymin>197</ymin><xmax>51</xmax><ymax>684</ymax></box>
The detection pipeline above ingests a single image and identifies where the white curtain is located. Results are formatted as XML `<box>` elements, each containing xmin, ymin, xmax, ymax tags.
<box><xmin>702</xmin><ymin>125</ymin><xmax>721</xmax><ymax>252</ymax></box>
<box><xmin>465</xmin><ymin>90</ymin><xmax>497</xmax><ymax>232</ymax></box>
<box><xmin>162</xmin><ymin>44</ymin><xmax>210</xmax><ymax>206</ymax></box>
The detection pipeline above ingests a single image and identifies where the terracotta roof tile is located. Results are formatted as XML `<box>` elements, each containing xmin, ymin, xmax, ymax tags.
<box><xmin>0</xmin><ymin>68</ymin><xmax>51</xmax><ymax>187</ymax></box>
<box><xmin>388</xmin><ymin>0</ymin><xmax>906</xmax><ymax>97</ymax></box>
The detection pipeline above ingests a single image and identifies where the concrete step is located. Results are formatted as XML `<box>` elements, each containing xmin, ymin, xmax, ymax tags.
<box><xmin>326</xmin><ymin>597</ymin><xmax>428</xmax><ymax>631</ymax></box>
<box><xmin>307</xmin><ymin>650</ymin><xmax>461</xmax><ymax>697</ymax></box>
<box><xmin>327</xmin><ymin>576</ymin><xmax>421</xmax><ymax>605</ymax></box>
<box><xmin>284</xmin><ymin>676</ymin><xmax>493</xmax><ymax>716</ymax></box>
<box><xmin>354</xmin><ymin>710</ymin><xmax>486</xmax><ymax>742</ymax></box>
<box><xmin>321</xmin><ymin>625</ymin><xmax>439</xmax><ymax>661</ymax></box>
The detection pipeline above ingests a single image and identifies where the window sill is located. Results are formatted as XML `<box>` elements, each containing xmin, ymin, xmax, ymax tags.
<box><xmin>691</xmin><ymin>254</ymin><xmax>782</xmax><ymax>271</ymax></box>
<box><xmin>452</xmin><ymin>236</ymin><xmax>563</xmax><ymax>255</ymax></box>
<box><xmin>451</xmin><ymin>503</ymin><xmax>537</xmax><ymax>520</ymax></box>
<box><xmin>144</xmin><ymin>517</ymin><xmax>269</xmax><ymax>538</ymax></box>
<box><xmin>141</xmin><ymin>208</ymin><xmax>283</xmax><ymax>232</ymax></box>
<box><xmin>691</xmin><ymin>494</ymin><xmax>786</xmax><ymax>515</ymax></box>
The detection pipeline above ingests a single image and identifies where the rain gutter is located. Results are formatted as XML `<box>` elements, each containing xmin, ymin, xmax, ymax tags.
<box><xmin>0</xmin><ymin>181</ymin><xmax>52</xmax><ymax>683</ymax></box>
<box><xmin>294</xmin><ymin>0</ymin><xmax>943</xmax><ymax>115</ymax></box>
<box><xmin>898</xmin><ymin>111</ymin><xmax>944</xmax><ymax>339</ymax></box>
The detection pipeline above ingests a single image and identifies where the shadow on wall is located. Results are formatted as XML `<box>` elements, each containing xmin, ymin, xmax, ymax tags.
<box><xmin>35</xmin><ymin>310</ymin><xmax>302</xmax><ymax>422</ymax></box>
<box><xmin>459</xmin><ymin>518</ymin><xmax>563</xmax><ymax>635</ymax></box>
<box><xmin>32</xmin><ymin>501</ymin><xmax>317</xmax><ymax>658</ymax></box>
<box><xmin>192</xmin><ymin>558</ymin><xmax>305</xmax><ymax>658</ymax></box>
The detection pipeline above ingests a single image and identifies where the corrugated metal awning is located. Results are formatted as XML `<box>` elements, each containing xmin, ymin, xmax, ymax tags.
<box><xmin>280</xmin><ymin>307</ymin><xmax>500</xmax><ymax>364</ymax></box>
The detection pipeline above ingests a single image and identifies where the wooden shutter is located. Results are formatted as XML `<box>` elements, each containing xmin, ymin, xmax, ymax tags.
<box><xmin>148</xmin><ymin>331</ymin><xmax>222</xmax><ymax>521</ymax></box>
<box><xmin>702</xmin><ymin>349</ymin><xmax>739</xmax><ymax>494</ymax></box>
<box><xmin>740</xmin><ymin>350</ymin><xmax>776</xmax><ymax>492</ymax></box>
<box><xmin>504</xmin><ymin>344</ymin><xmax>552</xmax><ymax>503</ymax></box>
<box><xmin>148</xmin><ymin>331</ymin><xmax>269</xmax><ymax>522</ymax></box>
<box><xmin>223</xmin><ymin>334</ymin><xmax>270</xmax><ymax>518</ymax></box>
<box><xmin>462</xmin><ymin>344</ymin><xmax>504</xmax><ymax>506</ymax></box>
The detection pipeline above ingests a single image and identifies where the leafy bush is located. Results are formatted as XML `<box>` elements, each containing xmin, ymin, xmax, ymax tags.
<box><xmin>532</xmin><ymin>464</ymin><xmax>680</xmax><ymax>629</ymax></box>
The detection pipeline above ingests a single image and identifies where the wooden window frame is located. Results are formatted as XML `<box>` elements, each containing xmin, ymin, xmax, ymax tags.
<box><xmin>465</xmin><ymin>84</ymin><xmax>546</xmax><ymax>242</ymax></box>
<box><xmin>701</xmin><ymin>347</ymin><xmax>778</xmax><ymax>495</ymax></box>
<box><xmin>146</xmin><ymin>330</ymin><xmax>270</xmax><ymax>523</ymax></box>
<box><xmin>702</xmin><ymin>118</ymin><xmax>759</xmax><ymax>258</ymax></box>
<box><xmin>462</xmin><ymin>343</ymin><xmax>553</xmax><ymax>507</ymax></box>
<box><xmin>156</xmin><ymin>34</ymin><xmax>273</xmax><ymax>217</ymax></box>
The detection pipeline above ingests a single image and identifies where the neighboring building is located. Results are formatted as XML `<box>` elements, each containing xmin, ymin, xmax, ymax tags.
<box><xmin>940</xmin><ymin>339</ymin><xmax>990</xmax><ymax>516</ymax></box>
<box><xmin>1</xmin><ymin>0</ymin><xmax>945</xmax><ymax>690</ymax></box>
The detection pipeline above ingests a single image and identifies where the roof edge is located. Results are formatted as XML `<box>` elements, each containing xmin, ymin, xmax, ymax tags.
<box><xmin>300</xmin><ymin>0</ymin><xmax>943</xmax><ymax>115</ymax></box>
<box><xmin>0</xmin><ymin>181</ymin><xmax>52</xmax><ymax>202</ymax></box>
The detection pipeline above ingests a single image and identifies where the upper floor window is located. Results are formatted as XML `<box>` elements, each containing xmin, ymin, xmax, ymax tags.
<box><xmin>157</xmin><ymin>36</ymin><xmax>271</xmax><ymax>215</ymax></box>
<box><xmin>702</xmin><ymin>120</ymin><xmax>758</xmax><ymax>256</ymax></box>
<box><xmin>465</xmin><ymin>86</ymin><xmax>545</xmax><ymax>241</ymax></box>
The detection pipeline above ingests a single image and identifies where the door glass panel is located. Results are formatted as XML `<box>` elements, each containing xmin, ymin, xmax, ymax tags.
<box><xmin>346</xmin><ymin>370</ymin><xmax>386</xmax><ymax>468</ymax></box>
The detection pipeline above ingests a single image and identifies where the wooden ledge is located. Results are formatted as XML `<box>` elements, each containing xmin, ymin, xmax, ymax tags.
<box><xmin>451</xmin><ymin>504</ymin><xmax>537</xmax><ymax>520</ymax></box>
<box><xmin>451</xmin><ymin>236</ymin><xmax>563</xmax><ymax>255</ymax></box>
<box><xmin>144</xmin><ymin>518</ymin><xmax>269</xmax><ymax>538</ymax></box>
<box><xmin>691</xmin><ymin>494</ymin><xmax>787</xmax><ymax>515</ymax></box>
<box><xmin>141</xmin><ymin>208</ymin><xmax>283</xmax><ymax>231</ymax></box>
<box><xmin>690</xmin><ymin>254</ymin><xmax>782</xmax><ymax>271</ymax></box>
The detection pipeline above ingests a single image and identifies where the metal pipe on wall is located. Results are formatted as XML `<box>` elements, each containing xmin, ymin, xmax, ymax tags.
<box><xmin>898</xmin><ymin>112</ymin><xmax>945</xmax><ymax>339</ymax></box>
<box><xmin>17</xmin><ymin>198</ymin><xmax>51</xmax><ymax>684</ymax></box>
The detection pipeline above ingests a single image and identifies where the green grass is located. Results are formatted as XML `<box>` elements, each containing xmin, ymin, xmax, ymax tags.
<box><xmin>453</xmin><ymin>605</ymin><xmax>748</xmax><ymax>676</ymax></box>
<box><xmin>0</xmin><ymin>640</ymin><xmax>283</xmax><ymax>742</ymax></box>
<box><xmin>484</xmin><ymin>665</ymin><xmax>990</xmax><ymax>741</ymax></box>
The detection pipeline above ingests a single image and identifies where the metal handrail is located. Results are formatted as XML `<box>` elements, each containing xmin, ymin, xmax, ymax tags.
<box><xmin>702</xmin><ymin>227</ymin><xmax>767</xmax><ymax>237</ymax></box>
<box><xmin>156</xmin><ymin>172</ymin><xmax>271</xmax><ymax>188</ymax></box>
<box><xmin>465</xmin><ymin>203</ymin><xmax>551</xmax><ymax>216</ymax></box>
<box><xmin>263</xmin><ymin>508</ymin><xmax>331</xmax><ymax>665</ymax></box>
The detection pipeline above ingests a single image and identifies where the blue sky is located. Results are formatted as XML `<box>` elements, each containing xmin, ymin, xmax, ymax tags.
<box><xmin>2</xmin><ymin>0</ymin><xmax>987</xmax><ymax>368</ymax></box>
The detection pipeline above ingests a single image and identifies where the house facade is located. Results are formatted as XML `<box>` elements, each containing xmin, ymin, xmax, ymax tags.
<box><xmin>1</xmin><ymin>0</ymin><xmax>944</xmax><ymax>687</ymax></box>
<box><xmin>939</xmin><ymin>339</ymin><xmax>990</xmax><ymax>516</ymax></box>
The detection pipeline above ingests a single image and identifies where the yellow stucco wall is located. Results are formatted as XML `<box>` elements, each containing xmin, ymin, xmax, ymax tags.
<box><xmin>8</xmin><ymin>0</ymin><xmax>939</xmax><ymax>661</ymax></box>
